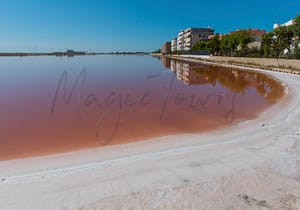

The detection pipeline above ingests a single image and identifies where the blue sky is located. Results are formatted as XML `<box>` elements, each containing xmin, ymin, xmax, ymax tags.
<box><xmin>0</xmin><ymin>0</ymin><xmax>299</xmax><ymax>52</ymax></box>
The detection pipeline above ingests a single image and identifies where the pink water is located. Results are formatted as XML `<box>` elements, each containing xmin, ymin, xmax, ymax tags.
<box><xmin>0</xmin><ymin>55</ymin><xmax>284</xmax><ymax>160</ymax></box>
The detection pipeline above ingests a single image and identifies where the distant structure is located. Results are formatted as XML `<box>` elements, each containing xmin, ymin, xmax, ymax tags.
<box><xmin>161</xmin><ymin>42</ymin><xmax>171</xmax><ymax>54</ymax></box>
<box><xmin>273</xmin><ymin>19</ymin><xmax>294</xmax><ymax>29</ymax></box>
<box><xmin>52</xmin><ymin>49</ymin><xmax>86</xmax><ymax>57</ymax></box>
<box><xmin>248</xmin><ymin>29</ymin><xmax>266</xmax><ymax>49</ymax></box>
<box><xmin>176</xmin><ymin>28</ymin><xmax>214</xmax><ymax>51</ymax></box>
<box><xmin>65</xmin><ymin>49</ymin><xmax>86</xmax><ymax>57</ymax></box>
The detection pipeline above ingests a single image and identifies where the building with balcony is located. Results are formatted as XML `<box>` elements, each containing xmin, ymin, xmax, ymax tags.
<box><xmin>171</xmin><ymin>38</ymin><xmax>177</xmax><ymax>52</ymax></box>
<box><xmin>176</xmin><ymin>27</ymin><xmax>214</xmax><ymax>51</ymax></box>
<box><xmin>177</xmin><ymin>31</ymin><xmax>185</xmax><ymax>51</ymax></box>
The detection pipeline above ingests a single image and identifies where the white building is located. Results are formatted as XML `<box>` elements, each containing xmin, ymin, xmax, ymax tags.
<box><xmin>273</xmin><ymin>19</ymin><xmax>294</xmax><ymax>29</ymax></box>
<box><xmin>171</xmin><ymin>38</ymin><xmax>177</xmax><ymax>52</ymax></box>
<box><xmin>176</xmin><ymin>28</ymin><xmax>214</xmax><ymax>51</ymax></box>
<box><xmin>177</xmin><ymin>31</ymin><xmax>185</xmax><ymax>51</ymax></box>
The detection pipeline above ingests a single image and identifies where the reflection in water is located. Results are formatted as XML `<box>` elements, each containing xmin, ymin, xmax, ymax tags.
<box><xmin>0</xmin><ymin>56</ymin><xmax>284</xmax><ymax>160</ymax></box>
<box><xmin>161</xmin><ymin>56</ymin><xmax>284</xmax><ymax>103</ymax></box>
<box><xmin>170</xmin><ymin>59</ymin><xmax>212</xmax><ymax>85</ymax></box>
<box><xmin>161</xmin><ymin>56</ymin><xmax>171</xmax><ymax>69</ymax></box>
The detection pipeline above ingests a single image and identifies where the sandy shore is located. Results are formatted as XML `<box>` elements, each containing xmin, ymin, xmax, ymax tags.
<box><xmin>0</xmin><ymin>60</ymin><xmax>300</xmax><ymax>209</ymax></box>
<box><xmin>210</xmin><ymin>56</ymin><xmax>300</xmax><ymax>71</ymax></box>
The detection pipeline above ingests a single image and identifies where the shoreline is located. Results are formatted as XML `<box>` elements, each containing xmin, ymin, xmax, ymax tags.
<box><xmin>0</xmin><ymin>72</ymin><xmax>291</xmax><ymax>174</ymax></box>
<box><xmin>0</xmin><ymin>59</ymin><xmax>300</xmax><ymax>209</ymax></box>
<box><xmin>165</xmin><ymin>54</ymin><xmax>300</xmax><ymax>75</ymax></box>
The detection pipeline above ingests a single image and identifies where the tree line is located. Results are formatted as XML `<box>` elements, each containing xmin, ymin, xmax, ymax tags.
<box><xmin>191</xmin><ymin>15</ymin><xmax>300</xmax><ymax>59</ymax></box>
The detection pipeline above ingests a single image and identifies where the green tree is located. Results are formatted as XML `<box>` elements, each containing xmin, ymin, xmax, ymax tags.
<box><xmin>220</xmin><ymin>34</ymin><xmax>239</xmax><ymax>56</ymax></box>
<box><xmin>206</xmin><ymin>35</ymin><xmax>221</xmax><ymax>55</ymax></box>
<box><xmin>192</xmin><ymin>41</ymin><xmax>208</xmax><ymax>50</ymax></box>
<box><xmin>220</xmin><ymin>35</ymin><xmax>231</xmax><ymax>55</ymax></box>
<box><xmin>262</xmin><ymin>31</ymin><xmax>275</xmax><ymax>57</ymax></box>
<box><xmin>227</xmin><ymin>32</ymin><xmax>240</xmax><ymax>55</ymax></box>
<box><xmin>260</xmin><ymin>14</ymin><xmax>299</xmax><ymax>58</ymax></box>
<box><xmin>272</xmin><ymin>26</ymin><xmax>293</xmax><ymax>58</ymax></box>
<box><xmin>290</xmin><ymin>15</ymin><xmax>300</xmax><ymax>58</ymax></box>
<box><xmin>237</xmin><ymin>30</ymin><xmax>253</xmax><ymax>51</ymax></box>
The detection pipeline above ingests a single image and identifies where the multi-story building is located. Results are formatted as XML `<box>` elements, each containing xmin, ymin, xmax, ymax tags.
<box><xmin>177</xmin><ymin>31</ymin><xmax>185</xmax><ymax>51</ymax></box>
<box><xmin>177</xmin><ymin>28</ymin><xmax>214</xmax><ymax>51</ymax></box>
<box><xmin>171</xmin><ymin>38</ymin><xmax>177</xmax><ymax>52</ymax></box>
<box><xmin>161</xmin><ymin>42</ymin><xmax>171</xmax><ymax>54</ymax></box>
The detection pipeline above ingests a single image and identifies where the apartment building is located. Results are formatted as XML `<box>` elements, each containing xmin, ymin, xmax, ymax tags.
<box><xmin>177</xmin><ymin>28</ymin><xmax>214</xmax><ymax>51</ymax></box>
<box><xmin>171</xmin><ymin>38</ymin><xmax>177</xmax><ymax>52</ymax></box>
<box><xmin>161</xmin><ymin>42</ymin><xmax>171</xmax><ymax>54</ymax></box>
<box><xmin>177</xmin><ymin>31</ymin><xmax>185</xmax><ymax>51</ymax></box>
